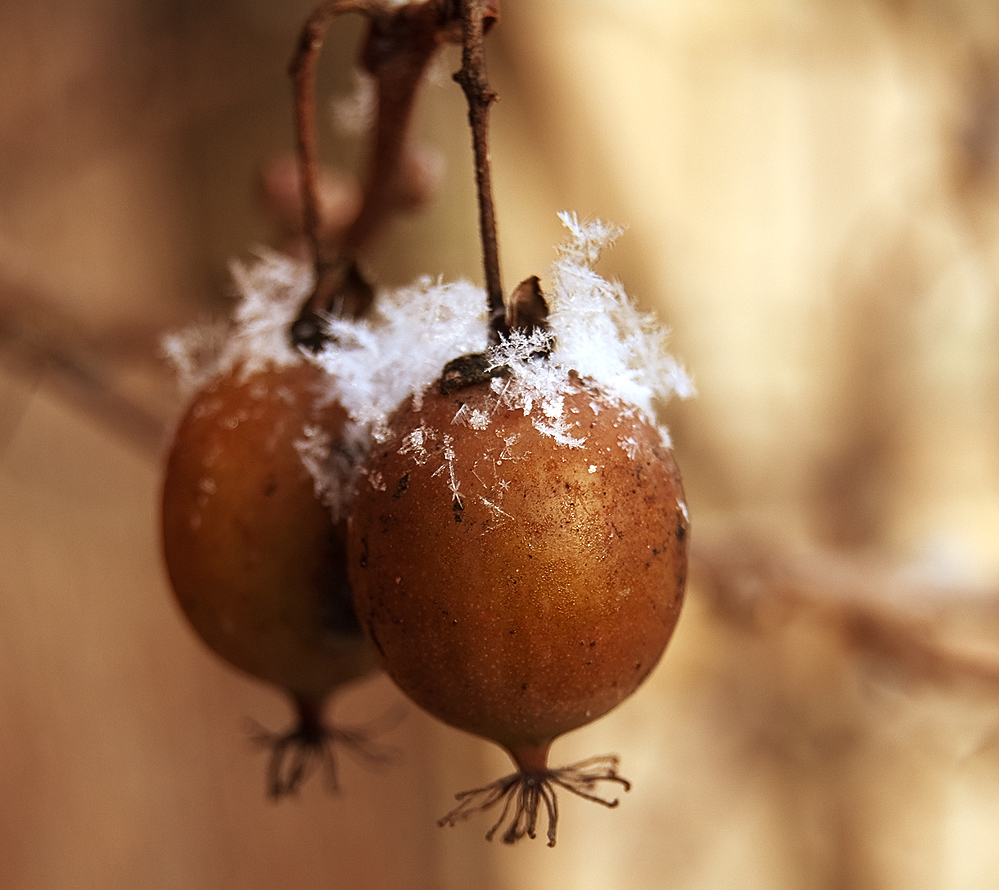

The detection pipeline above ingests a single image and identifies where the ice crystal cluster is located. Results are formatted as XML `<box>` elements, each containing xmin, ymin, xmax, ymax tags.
<box><xmin>316</xmin><ymin>212</ymin><xmax>692</xmax><ymax>447</ymax></box>
<box><xmin>162</xmin><ymin>252</ymin><xmax>311</xmax><ymax>395</ymax></box>
<box><xmin>164</xmin><ymin>214</ymin><xmax>692</xmax><ymax>512</ymax></box>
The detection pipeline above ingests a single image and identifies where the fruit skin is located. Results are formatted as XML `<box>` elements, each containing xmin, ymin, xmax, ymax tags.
<box><xmin>347</xmin><ymin>373</ymin><xmax>688</xmax><ymax>755</ymax></box>
<box><xmin>161</xmin><ymin>360</ymin><xmax>376</xmax><ymax>706</ymax></box>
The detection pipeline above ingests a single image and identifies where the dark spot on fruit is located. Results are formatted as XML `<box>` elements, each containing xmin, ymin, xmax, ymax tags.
<box><xmin>676</xmin><ymin>523</ymin><xmax>686</xmax><ymax>541</ymax></box>
<box><xmin>263</xmin><ymin>479</ymin><xmax>278</xmax><ymax>497</ymax></box>
<box><xmin>521</xmin><ymin>683</ymin><xmax>527</xmax><ymax>691</ymax></box>
<box><xmin>358</xmin><ymin>536</ymin><xmax>369</xmax><ymax>568</ymax></box>
<box><xmin>393</xmin><ymin>474</ymin><xmax>409</xmax><ymax>498</ymax></box>
<box><xmin>589</xmin><ymin>641</ymin><xmax>596</xmax><ymax>648</ymax></box>
<box><xmin>634</xmin><ymin>662</ymin><xmax>643</xmax><ymax>670</ymax></box>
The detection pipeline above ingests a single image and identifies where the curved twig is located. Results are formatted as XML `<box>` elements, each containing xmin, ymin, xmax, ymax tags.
<box><xmin>453</xmin><ymin>0</ymin><xmax>504</xmax><ymax>333</ymax></box>
<box><xmin>288</xmin><ymin>0</ymin><xmax>473</xmax><ymax>347</ymax></box>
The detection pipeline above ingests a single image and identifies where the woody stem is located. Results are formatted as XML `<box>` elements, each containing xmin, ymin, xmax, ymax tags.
<box><xmin>453</xmin><ymin>0</ymin><xmax>505</xmax><ymax>331</ymax></box>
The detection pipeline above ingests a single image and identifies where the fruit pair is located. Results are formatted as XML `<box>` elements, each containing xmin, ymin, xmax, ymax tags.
<box><xmin>160</xmin><ymin>0</ymin><xmax>691</xmax><ymax>843</ymax></box>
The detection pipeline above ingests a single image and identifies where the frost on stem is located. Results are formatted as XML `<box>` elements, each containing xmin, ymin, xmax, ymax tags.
<box><xmin>438</xmin><ymin>755</ymin><xmax>631</xmax><ymax>847</ymax></box>
<box><xmin>248</xmin><ymin>702</ymin><xmax>394</xmax><ymax>798</ymax></box>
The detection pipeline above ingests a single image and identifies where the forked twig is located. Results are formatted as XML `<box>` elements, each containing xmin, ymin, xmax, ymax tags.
<box><xmin>288</xmin><ymin>0</ymin><xmax>474</xmax><ymax>345</ymax></box>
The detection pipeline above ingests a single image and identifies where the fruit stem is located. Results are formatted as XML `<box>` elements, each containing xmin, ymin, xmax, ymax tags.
<box><xmin>290</xmin><ymin>0</ymin><xmax>378</xmax><ymax>286</ymax></box>
<box><xmin>453</xmin><ymin>0</ymin><xmax>507</xmax><ymax>339</ymax></box>
<box><xmin>288</xmin><ymin>0</ymin><xmax>468</xmax><ymax>346</ymax></box>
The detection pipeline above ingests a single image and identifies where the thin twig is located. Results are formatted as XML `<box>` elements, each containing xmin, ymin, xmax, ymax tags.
<box><xmin>290</xmin><ymin>0</ymin><xmax>379</xmax><ymax>279</ymax></box>
<box><xmin>288</xmin><ymin>0</ymin><xmax>468</xmax><ymax>347</ymax></box>
<box><xmin>453</xmin><ymin>0</ymin><xmax>506</xmax><ymax>337</ymax></box>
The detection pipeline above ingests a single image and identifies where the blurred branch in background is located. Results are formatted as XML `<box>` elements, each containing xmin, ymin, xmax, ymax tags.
<box><xmin>694</xmin><ymin>523</ymin><xmax>999</xmax><ymax>695</ymax></box>
<box><xmin>0</xmin><ymin>279</ymin><xmax>173</xmax><ymax>458</ymax></box>
<box><xmin>3</xmin><ymin>0</ymin><xmax>999</xmax><ymax>888</ymax></box>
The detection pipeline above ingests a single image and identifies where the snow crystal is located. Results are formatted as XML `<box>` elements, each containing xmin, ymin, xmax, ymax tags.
<box><xmin>546</xmin><ymin>212</ymin><xmax>694</xmax><ymax>421</ymax></box>
<box><xmin>162</xmin><ymin>250</ymin><xmax>311</xmax><ymax>395</ymax></box>
<box><xmin>163</xmin><ymin>213</ymin><xmax>692</xmax><ymax>520</ymax></box>
<box><xmin>314</xmin><ymin>275</ymin><xmax>490</xmax><ymax>442</ymax></box>
<box><xmin>361</xmin><ymin>212</ymin><xmax>694</xmax><ymax>447</ymax></box>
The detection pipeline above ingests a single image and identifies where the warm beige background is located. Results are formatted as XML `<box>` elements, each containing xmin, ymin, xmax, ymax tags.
<box><xmin>3</xmin><ymin>0</ymin><xmax>999</xmax><ymax>887</ymax></box>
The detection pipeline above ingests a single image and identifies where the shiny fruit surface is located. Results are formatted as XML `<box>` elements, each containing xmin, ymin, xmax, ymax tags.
<box><xmin>162</xmin><ymin>360</ymin><xmax>375</xmax><ymax>704</ymax></box>
<box><xmin>348</xmin><ymin>374</ymin><xmax>688</xmax><ymax>753</ymax></box>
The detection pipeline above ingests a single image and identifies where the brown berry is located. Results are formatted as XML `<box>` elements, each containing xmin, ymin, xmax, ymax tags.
<box><xmin>347</xmin><ymin>370</ymin><xmax>688</xmax><ymax>842</ymax></box>
<box><xmin>162</xmin><ymin>359</ymin><xmax>378</xmax><ymax>795</ymax></box>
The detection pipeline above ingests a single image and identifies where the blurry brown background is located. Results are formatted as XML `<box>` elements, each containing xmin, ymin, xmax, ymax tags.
<box><xmin>3</xmin><ymin>0</ymin><xmax>999</xmax><ymax>887</ymax></box>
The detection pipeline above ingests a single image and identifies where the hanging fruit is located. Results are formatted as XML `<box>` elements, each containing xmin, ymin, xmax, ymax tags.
<box><xmin>159</xmin><ymin>0</ymin><xmax>470</xmax><ymax>796</ymax></box>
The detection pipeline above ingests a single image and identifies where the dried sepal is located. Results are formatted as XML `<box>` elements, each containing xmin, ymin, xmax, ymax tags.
<box><xmin>249</xmin><ymin>710</ymin><xmax>397</xmax><ymax>798</ymax></box>
<box><xmin>437</xmin><ymin>755</ymin><xmax>631</xmax><ymax>847</ymax></box>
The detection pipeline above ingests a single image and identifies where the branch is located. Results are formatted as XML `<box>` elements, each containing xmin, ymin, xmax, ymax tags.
<box><xmin>692</xmin><ymin>524</ymin><xmax>999</xmax><ymax>695</ymax></box>
<box><xmin>288</xmin><ymin>0</ymin><xmax>471</xmax><ymax>348</ymax></box>
<box><xmin>453</xmin><ymin>0</ymin><xmax>506</xmax><ymax>337</ymax></box>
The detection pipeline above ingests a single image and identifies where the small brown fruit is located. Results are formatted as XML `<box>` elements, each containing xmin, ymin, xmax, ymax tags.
<box><xmin>348</xmin><ymin>369</ymin><xmax>688</xmax><ymax>843</ymax></box>
<box><xmin>162</xmin><ymin>359</ymin><xmax>379</xmax><ymax>795</ymax></box>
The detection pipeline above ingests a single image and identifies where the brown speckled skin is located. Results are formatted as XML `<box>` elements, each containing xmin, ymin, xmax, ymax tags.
<box><xmin>161</xmin><ymin>362</ymin><xmax>376</xmax><ymax>704</ymax></box>
<box><xmin>348</xmin><ymin>377</ymin><xmax>688</xmax><ymax>753</ymax></box>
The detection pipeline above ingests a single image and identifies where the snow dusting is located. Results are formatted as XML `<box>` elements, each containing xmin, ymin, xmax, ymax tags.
<box><xmin>162</xmin><ymin>250</ymin><xmax>311</xmax><ymax>395</ymax></box>
<box><xmin>315</xmin><ymin>213</ymin><xmax>692</xmax><ymax>449</ymax></box>
<box><xmin>164</xmin><ymin>214</ymin><xmax>692</xmax><ymax>515</ymax></box>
